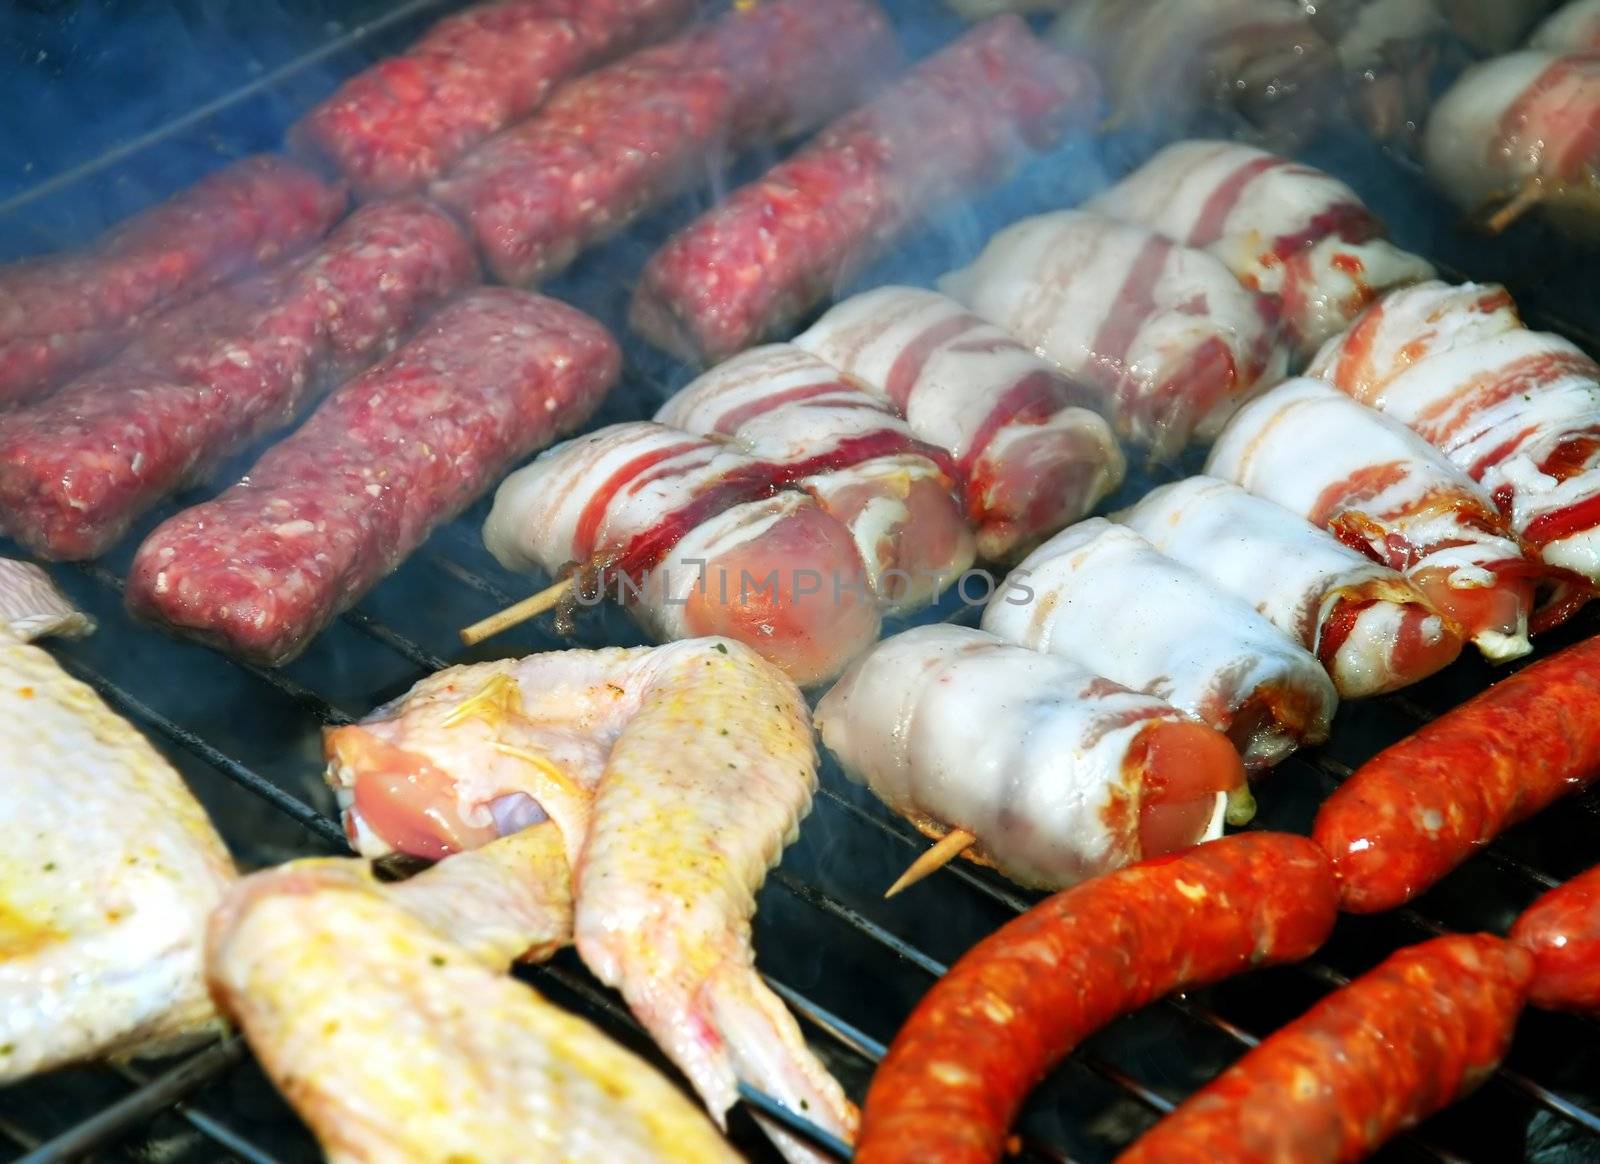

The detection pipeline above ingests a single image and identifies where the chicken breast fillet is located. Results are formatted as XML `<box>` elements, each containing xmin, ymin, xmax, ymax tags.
<box><xmin>208</xmin><ymin>832</ymin><xmax>737</xmax><ymax>1164</ymax></box>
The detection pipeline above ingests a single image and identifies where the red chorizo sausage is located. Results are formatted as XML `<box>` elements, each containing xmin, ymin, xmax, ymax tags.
<box><xmin>1115</xmin><ymin>934</ymin><xmax>1533</xmax><ymax>1164</ymax></box>
<box><xmin>1510</xmin><ymin>863</ymin><xmax>1600</xmax><ymax>1012</ymax></box>
<box><xmin>1312</xmin><ymin>635</ymin><xmax>1600</xmax><ymax>913</ymax></box>
<box><xmin>854</xmin><ymin>833</ymin><xmax>1339</xmax><ymax>1164</ymax></box>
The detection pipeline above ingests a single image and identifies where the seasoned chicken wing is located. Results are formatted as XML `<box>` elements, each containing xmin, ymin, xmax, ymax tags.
<box><xmin>324</xmin><ymin>637</ymin><xmax>856</xmax><ymax>1162</ymax></box>
<box><xmin>209</xmin><ymin>831</ymin><xmax>736</xmax><ymax>1164</ymax></box>
<box><xmin>0</xmin><ymin>572</ymin><xmax>234</xmax><ymax>1082</ymax></box>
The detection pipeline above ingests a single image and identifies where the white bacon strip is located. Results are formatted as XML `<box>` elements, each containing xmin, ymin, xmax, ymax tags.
<box><xmin>656</xmin><ymin>344</ymin><xmax>974</xmax><ymax>612</ymax></box>
<box><xmin>1424</xmin><ymin>51</ymin><xmax>1600</xmax><ymax>217</ymax></box>
<box><xmin>815</xmin><ymin>624</ymin><xmax>1246</xmax><ymax>890</ymax></box>
<box><xmin>1119</xmin><ymin>476</ymin><xmax>1463</xmax><ymax>698</ymax></box>
<box><xmin>794</xmin><ymin>286</ymin><xmax>1124</xmax><ymax>562</ymax></box>
<box><xmin>1530</xmin><ymin>1</ymin><xmax>1600</xmax><ymax>53</ymax></box>
<box><xmin>940</xmin><ymin>210</ymin><xmax>1289</xmax><ymax>461</ymax></box>
<box><xmin>1311</xmin><ymin>280</ymin><xmax>1600</xmax><ymax>584</ymax></box>
<box><xmin>1206</xmin><ymin>376</ymin><xmax>1537</xmax><ymax>661</ymax></box>
<box><xmin>483</xmin><ymin>422</ymin><xmax>880</xmax><ymax>686</ymax></box>
<box><xmin>1087</xmin><ymin>141</ymin><xmax>1434</xmax><ymax>356</ymax></box>
<box><xmin>981</xmin><ymin>517</ymin><xmax>1337</xmax><ymax>769</ymax></box>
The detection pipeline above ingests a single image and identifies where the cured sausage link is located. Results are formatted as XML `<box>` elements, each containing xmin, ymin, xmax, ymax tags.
<box><xmin>126</xmin><ymin>289</ymin><xmax>619</xmax><ymax>666</ymax></box>
<box><xmin>1510</xmin><ymin>862</ymin><xmax>1600</xmax><ymax>1013</ymax></box>
<box><xmin>291</xmin><ymin>0</ymin><xmax>697</xmax><ymax>197</ymax></box>
<box><xmin>1313</xmin><ymin>634</ymin><xmax>1600</xmax><ymax>913</ymax></box>
<box><xmin>1115</xmin><ymin>934</ymin><xmax>1532</xmax><ymax>1164</ymax></box>
<box><xmin>854</xmin><ymin>833</ymin><xmax>1339</xmax><ymax>1164</ymax></box>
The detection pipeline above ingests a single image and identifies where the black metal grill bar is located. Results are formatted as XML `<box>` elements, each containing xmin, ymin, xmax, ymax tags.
<box><xmin>13</xmin><ymin>1039</ymin><xmax>247</xmax><ymax>1164</ymax></box>
<box><xmin>106</xmin><ymin>1060</ymin><xmax>284</xmax><ymax>1164</ymax></box>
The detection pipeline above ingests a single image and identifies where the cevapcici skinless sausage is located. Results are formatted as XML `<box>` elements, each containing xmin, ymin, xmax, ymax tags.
<box><xmin>0</xmin><ymin>156</ymin><xmax>346</xmax><ymax>407</ymax></box>
<box><xmin>854</xmin><ymin>833</ymin><xmax>1338</xmax><ymax>1164</ymax></box>
<box><xmin>1115</xmin><ymin>934</ymin><xmax>1533</xmax><ymax>1164</ymax></box>
<box><xmin>1312</xmin><ymin>634</ymin><xmax>1600</xmax><ymax>913</ymax></box>
<box><xmin>0</xmin><ymin>199</ymin><xmax>477</xmax><ymax>561</ymax></box>
<box><xmin>291</xmin><ymin>0</ymin><xmax>697</xmax><ymax>198</ymax></box>
<box><xmin>1510</xmin><ymin>862</ymin><xmax>1600</xmax><ymax>1012</ymax></box>
<box><xmin>125</xmin><ymin>289</ymin><xmax>619</xmax><ymax>666</ymax></box>
<box><xmin>630</xmin><ymin>16</ymin><xmax>1097</xmax><ymax>365</ymax></box>
<box><xmin>429</xmin><ymin>0</ymin><xmax>894</xmax><ymax>286</ymax></box>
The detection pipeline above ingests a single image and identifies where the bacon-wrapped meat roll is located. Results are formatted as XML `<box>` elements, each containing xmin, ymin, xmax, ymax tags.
<box><xmin>982</xmin><ymin>518</ymin><xmax>1337</xmax><ymax>769</ymax></box>
<box><xmin>1087</xmin><ymin>141</ymin><xmax>1434</xmax><ymax>357</ymax></box>
<box><xmin>1310</xmin><ymin>280</ymin><xmax>1600</xmax><ymax>587</ymax></box>
<box><xmin>1120</xmin><ymin>476</ymin><xmax>1463</xmax><ymax>698</ymax></box>
<box><xmin>1207</xmin><ymin>377</ymin><xmax>1537</xmax><ymax>660</ymax></box>
<box><xmin>483</xmin><ymin>421</ymin><xmax>880</xmax><ymax>686</ymax></box>
<box><xmin>815</xmin><ymin>624</ymin><xmax>1248</xmax><ymax>889</ymax></box>
<box><xmin>1530</xmin><ymin>0</ymin><xmax>1600</xmax><ymax>52</ymax></box>
<box><xmin>1424</xmin><ymin>51</ymin><xmax>1600</xmax><ymax>230</ymax></box>
<box><xmin>795</xmin><ymin>286</ymin><xmax>1124</xmax><ymax>562</ymax></box>
<box><xmin>941</xmin><ymin>211</ymin><xmax>1289</xmax><ymax>461</ymax></box>
<box><xmin>655</xmin><ymin>345</ymin><xmax>974</xmax><ymax>613</ymax></box>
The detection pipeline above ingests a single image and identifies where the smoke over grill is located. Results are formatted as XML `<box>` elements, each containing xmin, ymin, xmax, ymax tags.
<box><xmin>4</xmin><ymin>2</ymin><xmax>1600</xmax><ymax>1163</ymax></box>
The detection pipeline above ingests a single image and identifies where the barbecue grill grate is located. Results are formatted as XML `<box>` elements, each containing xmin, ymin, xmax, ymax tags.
<box><xmin>4</xmin><ymin>3</ymin><xmax>1600</xmax><ymax>1162</ymax></box>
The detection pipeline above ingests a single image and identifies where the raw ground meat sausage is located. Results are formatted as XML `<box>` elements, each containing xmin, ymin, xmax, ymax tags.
<box><xmin>291</xmin><ymin>0</ymin><xmax>697</xmax><ymax>197</ymax></box>
<box><xmin>1313</xmin><ymin>634</ymin><xmax>1600</xmax><ymax>913</ymax></box>
<box><xmin>1510</xmin><ymin>862</ymin><xmax>1600</xmax><ymax>1012</ymax></box>
<box><xmin>429</xmin><ymin>0</ymin><xmax>894</xmax><ymax>286</ymax></box>
<box><xmin>125</xmin><ymin>288</ymin><xmax>619</xmax><ymax>666</ymax></box>
<box><xmin>1116</xmin><ymin>934</ymin><xmax>1532</xmax><ymax>1164</ymax></box>
<box><xmin>630</xmin><ymin>16</ymin><xmax>1098</xmax><ymax>365</ymax></box>
<box><xmin>0</xmin><ymin>156</ymin><xmax>345</xmax><ymax>406</ymax></box>
<box><xmin>854</xmin><ymin>833</ymin><xmax>1339</xmax><ymax>1164</ymax></box>
<box><xmin>0</xmin><ymin>199</ymin><xmax>476</xmax><ymax>561</ymax></box>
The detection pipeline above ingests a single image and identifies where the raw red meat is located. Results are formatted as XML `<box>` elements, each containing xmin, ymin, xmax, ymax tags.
<box><xmin>291</xmin><ymin>0</ymin><xmax>697</xmax><ymax>198</ymax></box>
<box><xmin>0</xmin><ymin>156</ymin><xmax>346</xmax><ymax>406</ymax></box>
<box><xmin>0</xmin><ymin>200</ymin><xmax>476</xmax><ymax>560</ymax></box>
<box><xmin>630</xmin><ymin>16</ymin><xmax>1099</xmax><ymax>364</ymax></box>
<box><xmin>430</xmin><ymin>0</ymin><xmax>894</xmax><ymax>286</ymax></box>
<box><xmin>126</xmin><ymin>288</ymin><xmax>620</xmax><ymax>666</ymax></box>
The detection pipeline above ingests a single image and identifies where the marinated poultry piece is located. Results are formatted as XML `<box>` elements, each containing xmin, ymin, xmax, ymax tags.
<box><xmin>1087</xmin><ymin>141</ymin><xmax>1435</xmax><ymax>357</ymax></box>
<box><xmin>208</xmin><ymin>833</ymin><xmax>737</xmax><ymax>1164</ymax></box>
<box><xmin>430</xmin><ymin>0</ymin><xmax>894</xmax><ymax>286</ymax></box>
<box><xmin>1119</xmin><ymin>477</ymin><xmax>1463</xmax><ymax>698</ymax></box>
<box><xmin>1424</xmin><ymin>51</ymin><xmax>1600</xmax><ymax>233</ymax></box>
<box><xmin>291</xmin><ymin>0</ymin><xmax>698</xmax><ymax>197</ymax></box>
<box><xmin>1530</xmin><ymin>0</ymin><xmax>1600</xmax><ymax>52</ymax></box>
<box><xmin>656</xmin><ymin>344</ymin><xmax>975</xmax><ymax>614</ymax></box>
<box><xmin>795</xmin><ymin>286</ymin><xmax>1124</xmax><ymax>563</ymax></box>
<box><xmin>1207</xmin><ymin>377</ymin><xmax>1537</xmax><ymax>660</ymax></box>
<box><xmin>629</xmin><ymin>15</ymin><xmax>1097</xmax><ymax>363</ymax></box>
<box><xmin>0</xmin><ymin>558</ymin><xmax>92</xmax><ymax>641</ymax></box>
<box><xmin>483</xmin><ymin>421</ymin><xmax>881</xmax><ymax>686</ymax></box>
<box><xmin>0</xmin><ymin>597</ymin><xmax>235</xmax><ymax>1083</ymax></box>
<box><xmin>0</xmin><ymin>155</ymin><xmax>345</xmax><ymax>406</ymax></box>
<box><xmin>1310</xmin><ymin>280</ymin><xmax>1600</xmax><ymax>588</ymax></box>
<box><xmin>983</xmin><ymin>518</ymin><xmax>1338</xmax><ymax>770</ymax></box>
<box><xmin>323</xmin><ymin>638</ymin><xmax>857</xmax><ymax>1161</ymax></box>
<box><xmin>941</xmin><ymin>210</ymin><xmax>1289</xmax><ymax>461</ymax></box>
<box><xmin>126</xmin><ymin>289</ymin><xmax>618</xmax><ymax>667</ymax></box>
<box><xmin>815</xmin><ymin>625</ymin><xmax>1249</xmax><ymax>890</ymax></box>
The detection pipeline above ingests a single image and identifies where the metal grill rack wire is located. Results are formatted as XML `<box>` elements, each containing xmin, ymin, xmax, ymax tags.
<box><xmin>4</xmin><ymin>3</ymin><xmax>1600</xmax><ymax>1161</ymax></box>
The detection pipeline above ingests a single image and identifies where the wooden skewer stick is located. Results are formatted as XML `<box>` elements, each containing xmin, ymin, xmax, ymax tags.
<box><xmin>1484</xmin><ymin>179</ymin><xmax>1543</xmax><ymax>235</ymax></box>
<box><xmin>885</xmin><ymin>829</ymin><xmax>977</xmax><ymax>899</ymax></box>
<box><xmin>459</xmin><ymin>578</ymin><xmax>574</xmax><ymax>646</ymax></box>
